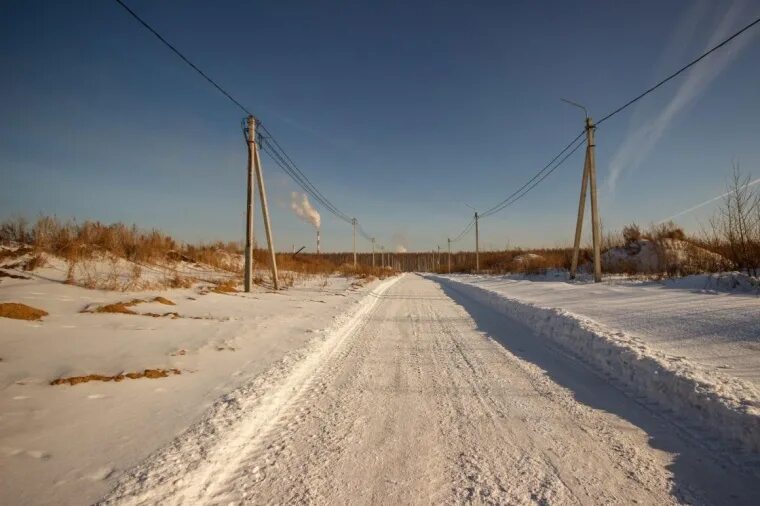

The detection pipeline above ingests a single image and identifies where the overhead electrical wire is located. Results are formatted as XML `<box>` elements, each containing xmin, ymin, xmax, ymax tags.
<box><xmin>596</xmin><ymin>14</ymin><xmax>760</xmax><ymax>126</ymax></box>
<box><xmin>112</xmin><ymin>0</ymin><xmax>374</xmax><ymax>242</ymax></box>
<box><xmin>450</xmin><ymin>218</ymin><xmax>475</xmax><ymax>243</ymax></box>
<box><xmin>470</xmin><ymin>12</ymin><xmax>760</xmax><ymax>227</ymax></box>
<box><xmin>479</xmin><ymin>130</ymin><xmax>585</xmax><ymax>218</ymax></box>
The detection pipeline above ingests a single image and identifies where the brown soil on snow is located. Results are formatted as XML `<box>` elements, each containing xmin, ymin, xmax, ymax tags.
<box><xmin>50</xmin><ymin>368</ymin><xmax>181</xmax><ymax>386</ymax></box>
<box><xmin>0</xmin><ymin>302</ymin><xmax>48</xmax><ymax>321</ymax></box>
<box><xmin>212</xmin><ymin>281</ymin><xmax>239</xmax><ymax>294</ymax></box>
<box><xmin>88</xmin><ymin>296</ymin><xmax>177</xmax><ymax>315</ymax></box>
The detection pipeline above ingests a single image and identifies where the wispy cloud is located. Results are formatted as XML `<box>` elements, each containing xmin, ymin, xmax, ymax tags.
<box><xmin>605</xmin><ymin>0</ymin><xmax>757</xmax><ymax>194</ymax></box>
<box><xmin>658</xmin><ymin>176</ymin><xmax>760</xmax><ymax>223</ymax></box>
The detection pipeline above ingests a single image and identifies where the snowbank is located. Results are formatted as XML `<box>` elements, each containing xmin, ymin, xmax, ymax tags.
<box><xmin>602</xmin><ymin>238</ymin><xmax>728</xmax><ymax>274</ymax></box>
<box><xmin>0</xmin><ymin>261</ymin><xmax>390</xmax><ymax>505</ymax></box>
<box><xmin>430</xmin><ymin>274</ymin><xmax>760</xmax><ymax>455</ymax></box>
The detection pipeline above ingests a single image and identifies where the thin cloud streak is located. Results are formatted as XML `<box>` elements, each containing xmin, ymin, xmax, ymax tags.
<box><xmin>606</xmin><ymin>0</ymin><xmax>757</xmax><ymax>194</ymax></box>
<box><xmin>658</xmin><ymin>177</ymin><xmax>760</xmax><ymax>223</ymax></box>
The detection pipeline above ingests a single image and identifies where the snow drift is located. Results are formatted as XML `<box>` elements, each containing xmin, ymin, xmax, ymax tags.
<box><xmin>430</xmin><ymin>275</ymin><xmax>760</xmax><ymax>455</ymax></box>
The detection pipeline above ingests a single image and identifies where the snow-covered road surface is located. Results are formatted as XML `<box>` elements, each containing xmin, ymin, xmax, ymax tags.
<box><xmin>101</xmin><ymin>274</ymin><xmax>758</xmax><ymax>505</ymax></box>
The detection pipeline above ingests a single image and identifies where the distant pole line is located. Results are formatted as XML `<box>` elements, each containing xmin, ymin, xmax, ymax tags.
<box><xmin>112</xmin><ymin>0</ymin><xmax>375</xmax><ymax>249</ymax></box>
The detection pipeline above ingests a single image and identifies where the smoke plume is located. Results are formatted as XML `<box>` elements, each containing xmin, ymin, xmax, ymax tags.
<box><xmin>290</xmin><ymin>192</ymin><xmax>321</xmax><ymax>230</ymax></box>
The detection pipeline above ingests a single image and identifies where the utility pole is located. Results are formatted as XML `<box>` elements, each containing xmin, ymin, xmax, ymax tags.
<box><xmin>437</xmin><ymin>245</ymin><xmax>440</xmax><ymax>271</ymax></box>
<box><xmin>474</xmin><ymin>211</ymin><xmax>480</xmax><ymax>273</ymax></box>
<box><xmin>251</xmin><ymin>117</ymin><xmax>280</xmax><ymax>289</ymax></box>
<box><xmin>244</xmin><ymin>116</ymin><xmax>255</xmax><ymax>292</ymax></box>
<box><xmin>352</xmin><ymin>218</ymin><xmax>357</xmax><ymax>267</ymax></box>
<box><xmin>371</xmin><ymin>237</ymin><xmax>375</xmax><ymax>268</ymax></box>
<box><xmin>447</xmin><ymin>238</ymin><xmax>451</xmax><ymax>273</ymax></box>
<box><xmin>569</xmin><ymin>114</ymin><xmax>602</xmax><ymax>282</ymax></box>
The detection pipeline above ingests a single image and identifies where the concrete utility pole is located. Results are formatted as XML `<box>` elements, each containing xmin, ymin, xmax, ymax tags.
<box><xmin>352</xmin><ymin>218</ymin><xmax>357</xmax><ymax>267</ymax></box>
<box><xmin>569</xmin><ymin>114</ymin><xmax>602</xmax><ymax>282</ymax></box>
<box><xmin>371</xmin><ymin>237</ymin><xmax>375</xmax><ymax>268</ymax></box>
<box><xmin>474</xmin><ymin>211</ymin><xmax>480</xmax><ymax>273</ymax></box>
<box><xmin>251</xmin><ymin>117</ymin><xmax>280</xmax><ymax>290</ymax></box>
<box><xmin>244</xmin><ymin>116</ymin><xmax>255</xmax><ymax>292</ymax></box>
<box><xmin>447</xmin><ymin>238</ymin><xmax>451</xmax><ymax>273</ymax></box>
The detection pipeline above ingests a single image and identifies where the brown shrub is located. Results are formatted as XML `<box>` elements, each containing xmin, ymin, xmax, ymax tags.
<box><xmin>0</xmin><ymin>302</ymin><xmax>49</xmax><ymax>320</ymax></box>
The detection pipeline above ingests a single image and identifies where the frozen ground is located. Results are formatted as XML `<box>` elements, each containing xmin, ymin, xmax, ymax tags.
<box><xmin>435</xmin><ymin>273</ymin><xmax>760</xmax><ymax>386</ymax></box>
<box><xmin>434</xmin><ymin>273</ymin><xmax>760</xmax><ymax>453</ymax></box>
<box><xmin>3</xmin><ymin>265</ymin><xmax>759</xmax><ymax>504</ymax></box>
<box><xmin>0</xmin><ymin>260</ymin><xmax>378</xmax><ymax>505</ymax></box>
<box><xmin>99</xmin><ymin>274</ymin><xmax>759</xmax><ymax>504</ymax></box>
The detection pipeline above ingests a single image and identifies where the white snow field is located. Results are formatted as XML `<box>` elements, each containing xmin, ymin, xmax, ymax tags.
<box><xmin>433</xmin><ymin>273</ymin><xmax>760</xmax><ymax>454</ymax></box>
<box><xmin>3</xmin><ymin>270</ymin><xmax>760</xmax><ymax>504</ymax></box>
<box><xmin>0</xmin><ymin>260</ymin><xmax>380</xmax><ymax>505</ymax></box>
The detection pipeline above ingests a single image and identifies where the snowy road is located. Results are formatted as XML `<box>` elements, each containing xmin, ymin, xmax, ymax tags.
<box><xmin>102</xmin><ymin>274</ymin><xmax>759</xmax><ymax>505</ymax></box>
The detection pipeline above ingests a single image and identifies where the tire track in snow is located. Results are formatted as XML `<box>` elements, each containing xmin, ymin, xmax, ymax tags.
<box><xmin>98</xmin><ymin>275</ymin><xmax>402</xmax><ymax>505</ymax></box>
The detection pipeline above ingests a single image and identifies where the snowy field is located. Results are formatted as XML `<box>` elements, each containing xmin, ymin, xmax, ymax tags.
<box><xmin>0</xmin><ymin>259</ymin><xmax>380</xmax><ymax>505</ymax></box>
<box><xmin>433</xmin><ymin>273</ymin><xmax>760</xmax><ymax>454</ymax></box>
<box><xmin>2</xmin><ymin>262</ymin><xmax>760</xmax><ymax>504</ymax></box>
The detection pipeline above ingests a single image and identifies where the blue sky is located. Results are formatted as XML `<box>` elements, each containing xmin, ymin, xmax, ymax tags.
<box><xmin>2</xmin><ymin>0</ymin><xmax>759</xmax><ymax>252</ymax></box>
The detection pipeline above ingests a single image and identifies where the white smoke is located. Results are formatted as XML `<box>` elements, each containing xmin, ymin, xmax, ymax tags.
<box><xmin>395</xmin><ymin>245</ymin><xmax>407</xmax><ymax>253</ymax></box>
<box><xmin>606</xmin><ymin>0</ymin><xmax>757</xmax><ymax>194</ymax></box>
<box><xmin>290</xmin><ymin>192</ymin><xmax>321</xmax><ymax>230</ymax></box>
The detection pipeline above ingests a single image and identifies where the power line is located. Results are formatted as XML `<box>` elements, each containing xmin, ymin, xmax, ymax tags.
<box><xmin>113</xmin><ymin>0</ymin><xmax>251</xmax><ymax>116</ymax></box>
<box><xmin>480</xmin><ymin>130</ymin><xmax>585</xmax><ymax>218</ymax></box>
<box><xmin>482</xmin><ymin>135</ymin><xmax>586</xmax><ymax>217</ymax></box>
<box><xmin>451</xmin><ymin>218</ymin><xmax>475</xmax><ymax>243</ymax></box>
<box><xmin>112</xmin><ymin>0</ymin><xmax>373</xmax><ymax>239</ymax></box>
<box><xmin>597</xmin><ymin>14</ymin><xmax>760</xmax><ymax>125</ymax></box>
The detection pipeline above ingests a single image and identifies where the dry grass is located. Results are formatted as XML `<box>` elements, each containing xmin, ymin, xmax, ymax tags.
<box><xmin>87</xmin><ymin>297</ymin><xmax>177</xmax><ymax>315</ymax></box>
<box><xmin>50</xmin><ymin>368</ymin><xmax>181</xmax><ymax>386</ymax></box>
<box><xmin>0</xmin><ymin>302</ymin><xmax>48</xmax><ymax>321</ymax></box>
<box><xmin>212</xmin><ymin>280</ymin><xmax>239</xmax><ymax>294</ymax></box>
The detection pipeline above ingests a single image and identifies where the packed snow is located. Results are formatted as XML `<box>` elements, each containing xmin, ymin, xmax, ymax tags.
<box><xmin>432</xmin><ymin>273</ymin><xmax>760</xmax><ymax>454</ymax></box>
<box><xmin>0</xmin><ymin>254</ymin><xmax>382</xmax><ymax>505</ymax></box>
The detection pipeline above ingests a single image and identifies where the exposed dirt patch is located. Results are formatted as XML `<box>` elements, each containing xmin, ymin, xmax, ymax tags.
<box><xmin>0</xmin><ymin>302</ymin><xmax>48</xmax><ymax>321</ymax></box>
<box><xmin>143</xmin><ymin>311</ymin><xmax>181</xmax><ymax>319</ymax></box>
<box><xmin>212</xmin><ymin>280</ymin><xmax>239</xmax><ymax>294</ymax></box>
<box><xmin>86</xmin><ymin>296</ymin><xmax>176</xmax><ymax>315</ymax></box>
<box><xmin>94</xmin><ymin>301</ymin><xmax>140</xmax><ymax>315</ymax></box>
<box><xmin>0</xmin><ymin>270</ymin><xmax>31</xmax><ymax>280</ymax></box>
<box><xmin>50</xmin><ymin>368</ymin><xmax>181</xmax><ymax>386</ymax></box>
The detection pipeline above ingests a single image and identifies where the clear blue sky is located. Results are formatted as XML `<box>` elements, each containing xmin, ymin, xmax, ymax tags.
<box><xmin>2</xmin><ymin>0</ymin><xmax>759</xmax><ymax>252</ymax></box>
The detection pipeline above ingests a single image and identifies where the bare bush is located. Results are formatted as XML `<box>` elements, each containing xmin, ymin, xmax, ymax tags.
<box><xmin>707</xmin><ymin>165</ymin><xmax>760</xmax><ymax>277</ymax></box>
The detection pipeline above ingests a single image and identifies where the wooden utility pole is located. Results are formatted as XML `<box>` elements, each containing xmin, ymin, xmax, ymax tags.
<box><xmin>371</xmin><ymin>238</ymin><xmax>375</xmax><ymax>268</ymax></box>
<box><xmin>244</xmin><ymin>116</ymin><xmax>255</xmax><ymax>292</ymax></box>
<box><xmin>251</xmin><ymin>118</ymin><xmax>280</xmax><ymax>289</ymax></box>
<box><xmin>352</xmin><ymin>218</ymin><xmax>357</xmax><ymax>267</ymax></box>
<box><xmin>569</xmin><ymin>116</ymin><xmax>601</xmax><ymax>282</ymax></box>
<box><xmin>474</xmin><ymin>212</ymin><xmax>480</xmax><ymax>273</ymax></box>
<box><xmin>447</xmin><ymin>238</ymin><xmax>451</xmax><ymax>273</ymax></box>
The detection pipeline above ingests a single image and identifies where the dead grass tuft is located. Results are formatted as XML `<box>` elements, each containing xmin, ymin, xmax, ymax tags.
<box><xmin>152</xmin><ymin>296</ymin><xmax>175</xmax><ymax>305</ymax></box>
<box><xmin>212</xmin><ymin>280</ymin><xmax>239</xmax><ymax>294</ymax></box>
<box><xmin>0</xmin><ymin>302</ymin><xmax>48</xmax><ymax>321</ymax></box>
<box><xmin>94</xmin><ymin>300</ymin><xmax>141</xmax><ymax>315</ymax></box>
<box><xmin>50</xmin><ymin>368</ymin><xmax>181</xmax><ymax>386</ymax></box>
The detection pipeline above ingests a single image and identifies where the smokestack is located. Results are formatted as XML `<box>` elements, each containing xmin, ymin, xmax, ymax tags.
<box><xmin>316</xmin><ymin>229</ymin><xmax>321</xmax><ymax>254</ymax></box>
